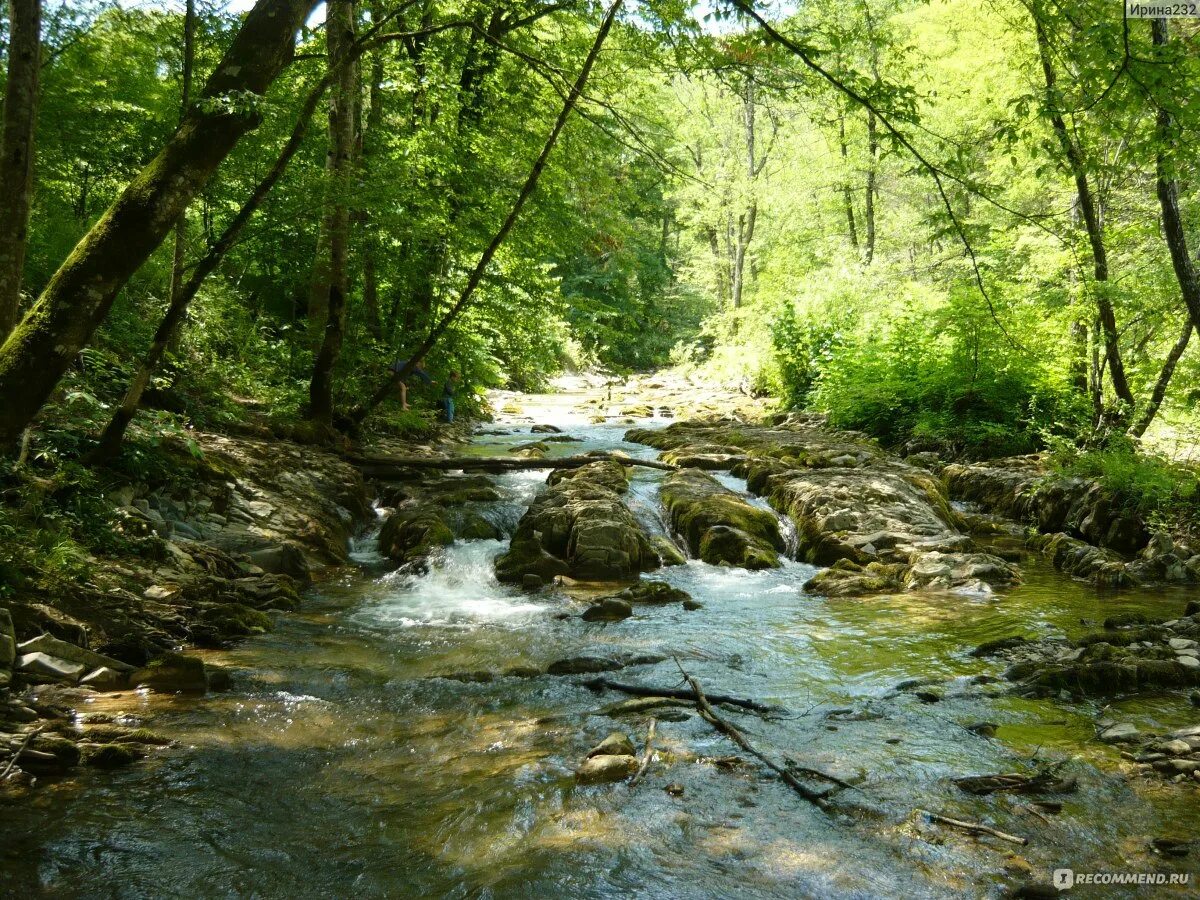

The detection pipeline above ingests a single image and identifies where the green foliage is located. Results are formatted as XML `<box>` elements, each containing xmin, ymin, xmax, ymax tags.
<box><xmin>1050</xmin><ymin>436</ymin><xmax>1200</xmax><ymax>525</ymax></box>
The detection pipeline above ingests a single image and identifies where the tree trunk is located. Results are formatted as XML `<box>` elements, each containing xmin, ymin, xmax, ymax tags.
<box><xmin>1034</xmin><ymin>18</ymin><xmax>1134</xmax><ymax>407</ymax></box>
<box><xmin>352</xmin><ymin>0</ymin><xmax>624</xmax><ymax>425</ymax></box>
<box><xmin>1070</xmin><ymin>319</ymin><xmax>1088</xmax><ymax>393</ymax></box>
<box><xmin>838</xmin><ymin>113</ymin><xmax>858</xmax><ymax>250</ymax></box>
<box><xmin>0</xmin><ymin>0</ymin><xmax>42</xmax><ymax>343</ymax></box>
<box><xmin>1133</xmin><ymin>17</ymin><xmax>1200</xmax><ymax>438</ymax></box>
<box><xmin>308</xmin><ymin>0</ymin><xmax>358</xmax><ymax>428</ymax></box>
<box><xmin>359</xmin><ymin>3</ymin><xmax>387</xmax><ymax>341</ymax></box>
<box><xmin>166</xmin><ymin>0</ymin><xmax>197</xmax><ymax>353</ymax></box>
<box><xmin>1130</xmin><ymin>317</ymin><xmax>1191</xmax><ymax>439</ymax></box>
<box><xmin>864</xmin><ymin>110</ymin><xmax>877</xmax><ymax>264</ymax></box>
<box><xmin>705</xmin><ymin>226</ymin><xmax>730</xmax><ymax>308</ymax></box>
<box><xmin>0</xmin><ymin>0</ymin><xmax>319</xmax><ymax>449</ymax></box>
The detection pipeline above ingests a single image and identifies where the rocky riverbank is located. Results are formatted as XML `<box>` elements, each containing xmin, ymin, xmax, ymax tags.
<box><xmin>0</xmin><ymin>429</ymin><xmax>435</xmax><ymax>794</ymax></box>
<box><xmin>626</xmin><ymin>413</ymin><xmax>1021</xmax><ymax>598</ymax></box>
<box><xmin>945</xmin><ymin>455</ymin><xmax>1200</xmax><ymax>587</ymax></box>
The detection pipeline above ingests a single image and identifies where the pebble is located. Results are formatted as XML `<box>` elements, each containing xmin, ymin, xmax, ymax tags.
<box><xmin>1178</xmin><ymin>655</ymin><xmax>1200</xmax><ymax>669</ymax></box>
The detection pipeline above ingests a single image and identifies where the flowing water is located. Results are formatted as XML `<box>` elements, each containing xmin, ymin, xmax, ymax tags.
<box><xmin>3</xmin><ymin>391</ymin><xmax>1199</xmax><ymax>898</ymax></box>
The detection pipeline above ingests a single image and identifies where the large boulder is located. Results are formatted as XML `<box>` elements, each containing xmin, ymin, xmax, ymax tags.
<box><xmin>378</xmin><ymin>504</ymin><xmax>454</xmax><ymax>566</ymax></box>
<box><xmin>659</xmin><ymin>469</ymin><xmax>783</xmax><ymax>569</ymax></box>
<box><xmin>495</xmin><ymin>461</ymin><xmax>659</xmax><ymax>583</ymax></box>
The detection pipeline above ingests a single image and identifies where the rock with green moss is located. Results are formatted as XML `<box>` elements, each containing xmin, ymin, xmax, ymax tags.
<box><xmin>496</xmin><ymin>461</ymin><xmax>659</xmax><ymax>583</ymax></box>
<box><xmin>378</xmin><ymin>505</ymin><xmax>454</xmax><ymax>566</ymax></box>
<box><xmin>130</xmin><ymin>651</ymin><xmax>208</xmax><ymax>693</ymax></box>
<box><xmin>200</xmin><ymin>602</ymin><xmax>272</xmax><ymax>639</ymax></box>
<box><xmin>651</xmin><ymin>536</ymin><xmax>687</xmax><ymax>566</ymax></box>
<box><xmin>804</xmin><ymin>559</ymin><xmax>905</xmax><ymax>597</ymax></box>
<box><xmin>81</xmin><ymin>743</ymin><xmax>144</xmax><ymax>769</ymax></box>
<box><xmin>450</xmin><ymin>510</ymin><xmax>503</xmax><ymax>541</ymax></box>
<box><xmin>660</xmin><ymin>469</ymin><xmax>783</xmax><ymax>569</ymax></box>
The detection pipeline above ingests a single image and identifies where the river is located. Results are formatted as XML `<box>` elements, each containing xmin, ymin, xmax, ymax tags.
<box><xmin>2</xmin><ymin>387</ymin><xmax>1198</xmax><ymax>898</ymax></box>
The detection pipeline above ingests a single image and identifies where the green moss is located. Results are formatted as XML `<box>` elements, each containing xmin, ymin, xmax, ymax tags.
<box><xmin>200</xmin><ymin>602</ymin><xmax>272</xmax><ymax>637</ymax></box>
<box><xmin>81</xmin><ymin>743</ymin><xmax>144</xmax><ymax>769</ymax></box>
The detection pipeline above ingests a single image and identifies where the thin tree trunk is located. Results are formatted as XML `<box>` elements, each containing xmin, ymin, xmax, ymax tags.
<box><xmin>706</xmin><ymin>226</ymin><xmax>730</xmax><ymax>308</ymax></box>
<box><xmin>0</xmin><ymin>0</ymin><xmax>42</xmax><ymax>342</ymax></box>
<box><xmin>166</xmin><ymin>0</ymin><xmax>197</xmax><ymax>352</ymax></box>
<box><xmin>1034</xmin><ymin>18</ymin><xmax>1134</xmax><ymax>407</ymax></box>
<box><xmin>0</xmin><ymin>0</ymin><xmax>319</xmax><ymax>449</ymax></box>
<box><xmin>864</xmin><ymin>110</ymin><xmax>877</xmax><ymax>264</ymax></box>
<box><xmin>1070</xmin><ymin>319</ymin><xmax>1088</xmax><ymax>392</ymax></box>
<box><xmin>352</xmin><ymin>0</ymin><xmax>623</xmax><ymax>425</ymax></box>
<box><xmin>308</xmin><ymin>0</ymin><xmax>358</xmax><ymax>428</ymax></box>
<box><xmin>838</xmin><ymin>113</ymin><xmax>859</xmax><ymax>250</ymax></box>
<box><xmin>359</xmin><ymin>3</ymin><xmax>387</xmax><ymax>341</ymax></box>
<box><xmin>1130</xmin><ymin>317</ymin><xmax>1191</xmax><ymax>438</ymax></box>
<box><xmin>1133</xmin><ymin>17</ymin><xmax>1200</xmax><ymax>438</ymax></box>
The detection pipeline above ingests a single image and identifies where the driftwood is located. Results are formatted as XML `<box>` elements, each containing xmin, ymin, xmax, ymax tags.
<box><xmin>629</xmin><ymin>717</ymin><xmax>657</xmax><ymax>786</ymax></box>
<box><xmin>582</xmin><ymin>676</ymin><xmax>782</xmax><ymax>715</ymax></box>
<box><xmin>0</xmin><ymin>727</ymin><xmax>42</xmax><ymax>782</ymax></box>
<box><xmin>918</xmin><ymin>809</ymin><xmax>1028</xmax><ymax>846</ymax></box>
<box><xmin>676</xmin><ymin>662</ymin><xmax>843</xmax><ymax>808</ymax></box>
<box><xmin>347</xmin><ymin>451</ymin><xmax>678</xmax><ymax>477</ymax></box>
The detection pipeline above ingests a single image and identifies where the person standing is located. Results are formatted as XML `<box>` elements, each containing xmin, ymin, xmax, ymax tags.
<box><xmin>441</xmin><ymin>371</ymin><xmax>462</xmax><ymax>423</ymax></box>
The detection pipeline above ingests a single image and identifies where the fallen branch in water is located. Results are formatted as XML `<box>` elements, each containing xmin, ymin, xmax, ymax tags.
<box><xmin>582</xmin><ymin>676</ymin><xmax>782</xmax><ymax>715</ymax></box>
<box><xmin>674</xmin><ymin>661</ymin><xmax>840</xmax><ymax>809</ymax></box>
<box><xmin>629</xmin><ymin>717</ymin><xmax>657</xmax><ymax>787</ymax></box>
<box><xmin>0</xmin><ymin>727</ymin><xmax>42</xmax><ymax>782</ymax></box>
<box><xmin>346</xmin><ymin>452</ymin><xmax>678</xmax><ymax>476</ymax></box>
<box><xmin>917</xmin><ymin>809</ymin><xmax>1028</xmax><ymax>846</ymax></box>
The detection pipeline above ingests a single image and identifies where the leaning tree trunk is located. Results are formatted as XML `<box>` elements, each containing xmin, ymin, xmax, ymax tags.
<box><xmin>352</xmin><ymin>0</ymin><xmax>624</xmax><ymax>425</ymax></box>
<box><xmin>0</xmin><ymin>0</ymin><xmax>42</xmax><ymax>343</ymax></box>
<box><xmin>1034</xmin><ymin>18</ymin><xmax>1134</xmax><ymax>408</ymax></box>
<box><xmin>166</xmin><ymin>0</ymin><xmax>197</xmax><ymax>352</ymax></box>
<box><xmin>308</xmin><ymin>0</ymin><xmax>358</xmax><ymax>428</ymax></box>
<box><xmin>0</xmin><ymin>0</ymin><xmax>318</xmax><ymax>450</ymax></box>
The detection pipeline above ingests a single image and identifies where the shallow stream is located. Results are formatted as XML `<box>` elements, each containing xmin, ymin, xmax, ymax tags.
<box><xmin>3</xmin><ymin>390</ymin><xmax>1199</xmax><ymax>898</ymax></box>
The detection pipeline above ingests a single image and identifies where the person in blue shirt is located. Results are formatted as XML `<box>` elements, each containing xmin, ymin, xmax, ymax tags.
<box><xmin>441</xmin><ymin>371</ymin><xmax>462</xmax><ymax>423</ymax></box>
<box><xmin>389</xmin><ymin>355</ymin><xmax>433</xmax><ymax>410</ymax></box>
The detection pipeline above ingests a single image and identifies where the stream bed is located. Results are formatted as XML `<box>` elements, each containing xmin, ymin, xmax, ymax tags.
<box><xmin>2</xmin><ymin>391</ymin><xmax>1199</xmax><ymax>898</ymax></box>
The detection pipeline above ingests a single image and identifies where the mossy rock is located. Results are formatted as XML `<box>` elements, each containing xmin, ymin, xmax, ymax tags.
<box><xmin>651</xmin><ymin>535</ymin><xmax>687</xmax><ymax>566</ymax></box>
<box><xmin>451</xmin><ymin>510</ymin><xmax>503</xmax><ymax>541</ymax></box>
<box><xmin>660</xmin><ymin>469</ymin><xmax>783</xmax><ymax>569</ymax></box>
<box><xmin>200</xmin><ymin>602</ymin><xmax>272</xmax><ymax>638</ymax></box>
<box><xmin>803</xmin><ymin>560</ymin><xmax>904</xmax><ymax>597</ymax></box>
<box><xmin>130</xmin><ymin>651</ymin><xmax>208</xmax><ymax>693</ymax></box>
<box><xmin>615</xmin><ymin>581</ymin><xmax>692</xmax><ymax>604</ymax></box>
<box><xmin>378</xmin><ymin>505</ymin><xmax>454</xmax><ymax>564</ymax></box>
<box><xmin>495</xmin><ymin>536</ymin><xmax>571</xmax><ymax>583</ymax></box>
<box><xmin>81</xmin><ymin>743</ymin><xmax>144</xmax><ymax>769</ymax></box>
<box><xmin>700</xmin><ymin>525</ymin><xmax>779</xmax><ymax>570</ymax></box>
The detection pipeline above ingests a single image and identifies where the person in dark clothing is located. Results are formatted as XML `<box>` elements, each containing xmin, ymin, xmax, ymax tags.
<box><xmin>389</xmin><ymin>355</ymin><xmax>432</xmax><ymax>410</ymax></box>
<box><xmin>441</xmin><ymin>371</ymin><xmax>462</xmax><ymax>423</ymax></box>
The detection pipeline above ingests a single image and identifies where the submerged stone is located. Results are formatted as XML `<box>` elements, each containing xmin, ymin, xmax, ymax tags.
<box><xmin>576</xmin><ymin>753</ymin><xmax>638</xmax><ymax>784</ymax></box>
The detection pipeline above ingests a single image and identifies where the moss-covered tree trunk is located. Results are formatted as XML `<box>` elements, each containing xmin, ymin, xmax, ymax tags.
<box><xmin>0</xmin><ymin>0</ymin><xmax>41</xmax><ymax>343</ymax></box>
<box><xmin>308</xmin><ymin>0</ymin><xmax>357</xmax><ymax>428</ymax></box>
<box><xmin>0</xmin><ymin>0</ymin><xmax>318</xmax><ymax>449</ymax></box>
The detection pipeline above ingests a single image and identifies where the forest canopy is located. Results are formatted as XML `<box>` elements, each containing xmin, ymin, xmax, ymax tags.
<box><xmin>0</xmin><ymin>0</ymin><xmax>1197</xmax><ymax>468</ymax></box>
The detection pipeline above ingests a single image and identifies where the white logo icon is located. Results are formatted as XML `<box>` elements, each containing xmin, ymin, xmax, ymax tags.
<box><xmin>1054</xmin><ymin>869</ymin><xmax>1075</xmax><ymax>891</ymax></box>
